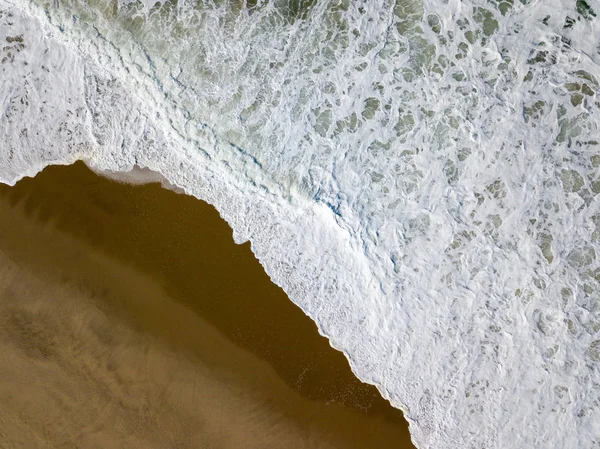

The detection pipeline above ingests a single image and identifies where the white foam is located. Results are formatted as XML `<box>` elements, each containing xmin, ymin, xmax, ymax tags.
<box><xmin>92</xmin><ymin>165</ymin><xmax>185</xmax><ymax>193</ymax></box>
<box><xmin>1</xmin><ymin>1</ymin><xmax>600</xmax><ymax>447</ymax></box>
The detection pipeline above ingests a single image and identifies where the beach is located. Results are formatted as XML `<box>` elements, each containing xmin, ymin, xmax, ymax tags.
<box><xmin>0</xmin><ymin>161</ymin><xmax>414</xmax><ymax>448</ymax></box>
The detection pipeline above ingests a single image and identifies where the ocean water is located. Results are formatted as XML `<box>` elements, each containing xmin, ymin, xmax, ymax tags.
<box><xmin>1</xmin><ymin>0</ymin><xmax>599</xmax><ymax>447</ymax></box>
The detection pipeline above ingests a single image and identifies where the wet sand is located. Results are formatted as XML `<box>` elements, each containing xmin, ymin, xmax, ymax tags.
<box><xmin>0</xmin><ymin>161</ymin><xmax>415</xmax><ymax>448</ymax></box>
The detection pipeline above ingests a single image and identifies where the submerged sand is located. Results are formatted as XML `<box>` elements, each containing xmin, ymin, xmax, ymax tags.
<box><xmin>0</xmin><ymin>162</ymin><xmax>415</xmax><ymax>448</ymax></box>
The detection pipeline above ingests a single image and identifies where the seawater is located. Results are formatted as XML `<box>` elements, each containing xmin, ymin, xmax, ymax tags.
<box><xmin>1</xmin><ymin>1</ymin><xmax>600</xmax><ymax>447</ymax></box>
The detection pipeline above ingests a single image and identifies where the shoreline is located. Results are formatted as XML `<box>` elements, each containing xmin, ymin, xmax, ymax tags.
<box><xmin>0</xmin><ymin>161</ymin><xmax>415</xmax><ymax>448</ymax></box>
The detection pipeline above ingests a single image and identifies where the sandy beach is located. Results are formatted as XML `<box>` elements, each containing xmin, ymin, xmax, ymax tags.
<box><xmin>0</xmin><ymin>162</ymin><xmax>414</xmax><ymax>448</ymax></box>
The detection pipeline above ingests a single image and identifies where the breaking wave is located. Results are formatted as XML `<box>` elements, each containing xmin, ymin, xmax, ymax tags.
<box><xmin>1</xmin><ymin>0</ymin><xmax>600</xmax><ymax>447</ymax></box>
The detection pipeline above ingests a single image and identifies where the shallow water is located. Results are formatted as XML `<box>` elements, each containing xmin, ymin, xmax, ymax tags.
<box><xmin>2</xmin><ymin>0</ymin><xmax>600</xmax><ymax>447</ymax></box>
<box><xmin>0</xmin><ymin>161</ymin><xmax>415</xmax><ymax>448</ymax></box>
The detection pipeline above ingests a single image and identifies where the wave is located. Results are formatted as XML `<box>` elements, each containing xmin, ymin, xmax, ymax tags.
<box><xmin>1</xmin><ymin>0</ymin><xmax>600</xmax><ymax>447</ymax></box>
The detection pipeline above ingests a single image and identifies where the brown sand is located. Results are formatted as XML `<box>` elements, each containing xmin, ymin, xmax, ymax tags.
<box><xmin>0</xmin><ymin>161</ymin><xmax>415</xmax><ymax>448</ymax></box>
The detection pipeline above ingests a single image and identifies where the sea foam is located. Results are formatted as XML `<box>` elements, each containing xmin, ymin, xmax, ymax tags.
<box><xmin>1</xmin><ymin>1</ymin><xmax>600</xmax><ymax>447</ymax></box>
